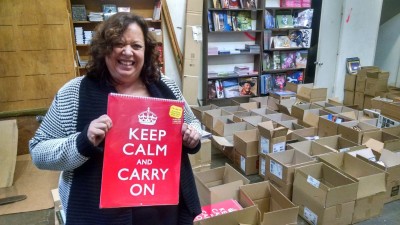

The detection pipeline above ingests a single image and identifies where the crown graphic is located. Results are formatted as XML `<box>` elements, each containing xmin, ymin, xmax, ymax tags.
<box><xmin>138</xmin><ymin>107</ymin><xmax>157</xmax><ymax>125</ymax></box>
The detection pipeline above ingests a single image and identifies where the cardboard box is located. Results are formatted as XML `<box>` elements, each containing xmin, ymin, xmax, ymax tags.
<box><xmin>317</xmin><ymin>114</ymin><xmax>353</xmax><ymax>137</ymax></box>
<box><xmin>242</xmin><ymin>115</ymin><xmax>271</xmax><ymax>126</ymax></box>
<box><xmin>232</xmin><ymin>111</ymin><xmax>261</xmax><ymax>123</ymax></box>
<box><xmin>362</xmin><ymin>130</ymin><xmax>400</xmax><ymax>153</ymax></box>
<box><xmin>239</xmin><ymin>181</ymin><xmax>299</xmax><ymax>225</ymax></box>
<box><xmin>189</xmin><ymin>138</ymin><xmax>212</xmax><ymax>170</ymax></box>
<box><xmin>352</xmin><ymin>192</ymin><xmax>386</xmax><ymax>224</ymax></box>
<box><xmin>268</xmin><ymin>179</ymin><xmax>294</xmax><ymax>200</ymax></box>
<box><xmin>291</xmin><ymin>103</ymin><xmax>321</xmax><ymax>120</ymax></box>
<box><xmin>344</xmin><ymin>74</ymin><xmax>357</xmax><ymax>91</ymax></box>
<box><xmin>270</xmin><ymin>90</ymin><xmax>297</xmax><ymax>101</ymax></box>
<box><xmin>212</xmin><ymin>135</ymin><xmax>235</xmax><ymax>161</ymax></box>
<box><xmin>250</xmin><ymin>107</ymin><xmax>279</xmax><ymax>117</ymax></box>
<box><xmin>344</xmin><ymin>90</ymin><xmax>355</xmax><ymax>105</ymax></box>
<box><xmin>324</xmin><ymin>106</ymin><xmax>358</xmax><ymax>115</ymax></box>
<box><xmin>264</xmin><ymin>113</ymin><xmax>298</xmax><ymax>124</ymax></box>
<box><xmin>337</xmin><ymin>121</ymin><xmax>379</xmax><ymax>144</ymax></box>
<box><xmin>194</xmin><ymin>163</ymin><xmax>250</xmax><ymax>206</ymax></box>
<box><xmin>213</xmin><ymin>119</ymin><xmax>255</xmax><ymax>137</ymax></box>
<box><xmin>314</xmin><ymin>135</ymin><xmax>363</xmax><ymax>153</ymax></box>
<box><xmin>258</xmin><ymin>121</ymin><xmax>288</xmax><ymax>155</ymax></box>
<box><xmin>287</xmin><ymin>140</ymin><xmax>336</xmax><ymax>158</ymax></box>
<box><xmin>317</xmin><ymin>152</ymin><xmax>386</xmax><ymax>199</ymax></box>
<box><xmin>297</xmin><ymin>86</ymin><xmax>327</xmax><ymax>103</ymax></box>
<box><xmin>382</xmin><ymin>125</ymin><xmax>400</xmax><ymax>138</ymax></box>
<box><xmin>363</xmin><ymin>95</ymin><xmax>373</xmax><ymax>109</ymax></box>
<box><xmin>265</xmin><ymin>149</ymin><xmax>316</xmax><ymax>187</ymax></box>
<box><xmin>259</xmin><ymin>155</ymin><xmax>267</xmax><ymax>178</ymax></box>
<box><xmin>234</xmin><ymin>150</ymin><xmax>259</xmax><ymax>175</ymax></box>
<box><xmin>203</xmin><ymin>109</ymin><xmax>232</xmax><ymax>130</ymax></box>
<box><xmin>381</xmin><ymin>101</ymin><xmax>400</xmax><ymax>121</ymax></box>
<box><xmin>355</xmin><ymin>75</ymin><xmax>367</xmax><ymax>92</ymax></box>
<box><xmin>364</xmin><ymin>71</ymin><xmax>389</xmax><ymax>96</ymax></box>
<box><xmin>249</xmin><ymin>96</ymin><xmax>279</xmax><ymax>110</ymax></box>
<box><xmin>354</xmin><ymin>91</ymin><xmax>365</xmax><ymax>109</ymax></box>
<box><xmin>293</xmin><ymin>162</ymin><xmax>358</xmax><ymax>225</ymax></box>
<box><xmin>233</xmin><ymin>129</ymin><xmax>259</xmax><ymax>157</ymax></box>
<box><xmin>301</xmin><ymin>109</ymin><xmax>330</xmax><ymax>128</ymax></box>
<box><xmin>312</xmin><ymin>101</ymin><xmax>335</xmax><ymax>108</ymax></box>
<box><xmin>191</xmin><ymin>104</ymin><xmax>219</xmax><ymax>123</ymax></box>
<box><xmin>285</xmin><ymin>82</ymin><xmax>314</xmax><ymax>93</ymax></box>
<box><xmin>286</xmin><ymin>127</ymin><xmax>319</xmax><ymax>143</ymax></box>
<box><xmin>277</xmin><ymin>120</ymin><xmax>305</xmax><ymax>131</ymax></box>
<box><xmin>182</xmin><ymin>75</ymin><xmax>200</xmax><ymax>105</ymax></box>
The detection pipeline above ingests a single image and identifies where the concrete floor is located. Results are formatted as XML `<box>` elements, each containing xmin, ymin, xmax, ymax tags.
<box><xmin>1</xmin><ymin>146</ymin><xmax>399</xmax><ymax>225</ymax></box>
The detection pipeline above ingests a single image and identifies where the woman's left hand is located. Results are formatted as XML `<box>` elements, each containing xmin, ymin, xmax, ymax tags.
<box><xmin>182</xmin><ymin>123</ymin><xmax>201</xmax><ymax>149</ymax></box>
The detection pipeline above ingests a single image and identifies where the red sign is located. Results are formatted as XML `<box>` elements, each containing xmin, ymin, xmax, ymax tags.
<box><xmin>194</xmin><ymin>199</ymin><xmax>243</xmax><ymax>221</ymax></box>
<box><xmin>100</xmin><ymin>93</ymin><xmax>184</xmax><ymax>208</ymax></box>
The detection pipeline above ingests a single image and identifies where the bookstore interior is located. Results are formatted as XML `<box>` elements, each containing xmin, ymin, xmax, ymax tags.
<box><xmin>0</xmin><ymin>0</ymin><xmax>399</xmax><ymax>225</ymax></box>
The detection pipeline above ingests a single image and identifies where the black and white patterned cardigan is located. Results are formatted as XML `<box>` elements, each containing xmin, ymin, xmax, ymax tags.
<box><xmin>29</xmin><ymin>75</ymin><xmax>202</xmax><ymax>225</ymax></box>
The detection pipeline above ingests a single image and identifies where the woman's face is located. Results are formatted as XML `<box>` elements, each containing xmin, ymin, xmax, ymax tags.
<box><xmin>106</xmin><ymin>23</ymin><xmax>145</xmax><ymax>84</ymax></box>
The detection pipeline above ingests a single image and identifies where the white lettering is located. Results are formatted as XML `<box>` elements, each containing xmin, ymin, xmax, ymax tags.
<box><xmin>121</xmin><ymin>168</ymin><xmax>169</xmax><ymax>181</ymax></box>
<box><xmin>117</xmin><ymin>168</ymin><xmax>129</xmax><ymax>181</ymax></box>
<box><xmin>128</xmin><ymin>128</ymin><xmax>167</xmax><ymax>141</ymax></box>
<box><xmin>130</xmin><ymin>183</ymin><xmax>155</xmax><ymax>196</ymax></box>
<box><xmin>136</xmin><ymin>159</ymin><xmax>153</xmax><ymax>165</ymax></box>
<box><xmin>122</xmin><ymin>143</ymin><xmax>134</xmax><ymax>155</ymax></box>
<box><xmin>122</xmin><ymin>143</ymin><xmax>167</xmax><ymax>156</ymax></box>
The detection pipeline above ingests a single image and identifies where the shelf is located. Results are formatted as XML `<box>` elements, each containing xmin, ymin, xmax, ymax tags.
<box><xmin>76</xmin><ymin>44</ymin><xmax>90</xmax><ymax>47</ymax></box>
<box><xmin>209</xmin><ymin>30</ymin><xmax>263</xmax><ymax>33</ymax></box>
<box><xmin>208</xmin><ymin>74</ymin><xmax>259</xmax><ymax>80</ymax></box>
<box><xmin>265</xmin><ymin>47</ymin><xmax>308</xmax><ymax>51</ymax></box>
<box><xmin>73</xmin><ymin>21</ymin><xmax>101</xmax><ymax>24</ymax></box>
<box><xmin>265</xmin><ymin>7</ymin><xmax>311</xmax><ymax>10</ymax></box>
<box><xmin>263</xmin><ymin>68</ymin><xmax>305</xmax><ymax>73</ymax></box>
<box><xmin>208</xmin><ymin>52</ymin><xmax>261</xmax><ymax>57</ymax></box>
<box><xmin>267</xmin><ymin>28</ymin><xmax>309</xmax><ymax>31</ymax></box>
<box><xmin>209</xmin><ymin>8</ymin><xmax>263</xmax><ymax>11</ymax></box>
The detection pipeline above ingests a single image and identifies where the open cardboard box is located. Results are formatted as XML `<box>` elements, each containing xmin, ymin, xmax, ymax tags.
<box><xmin>194</xmin><ymin>163</ymin><xmax>250</xmax><ymax>206</ymax></box>
<box><xmin>239</xmin><ymin>181</ymin><xmax>299</xmax><ymax>225</ymax></box>
<box><xmin>285</xmin><ymin>82</ymin><xmax>314</xmax><ymax>93</ymax></box>
<box><xmin>301</xmin><ymin>108</ymin><xmax>330</xmax><ymax>128</ymax></box>
<box><xmin>293</xmin><ymin>162</ymin><xmax>358</xmax><ymax>225</ymax></box>
<box><xmin>203</xmin><ymin>109</ymin><xmax>232</xmax><ymax>131</ymax></box>
<box><xmin>350</xmin><ymin>148</ymin><xmax>400</xmax><ymax>203</ymax></box>
<box><xmin>265</xmin><ymin>113</ymin><xmax>298</xmax><ymax>124</ymax></box>
<box><xmin>234</xmin><ymin>129</ymin><xmax>259</xmax><ymax>157</ymax></box>
<box><xmin>317</xmin><ymin>114</ymin><xmax>354</xmax><ymax>137</ymax></box>
<box><xmin>291</xmin><ymin>103</ymin><xmax>322</xmax><ymax>120</ymax></box>
<box><xmin>337</xmin><ymin>121</ymin><xmax>380</xmax><ymax>144</ymax></box>
<box><xmin>287</xmin><ymin>140</ymin><xmax>337</xmax><ymax>158</ymax></box>
<box><xmin>190</xmin><ymin>138</ymin><xmax>212</xmax><ymax>172</ymax></box>
<box><xmin>191</xmin><ymin>104</ymin><xmax>219</xmax><ymax>122</ymax></box>
<box><xmin>213</xmin><ymin>120</ymin><xmax>256</xmax><ymax>137</ymax></box>
<box><xmin>212</xmin><ymin>135</ymin><xmax>235</xmax><ymax>161</ymax></box>
<box><xmin>286</xmin><ymin>127</ymin><xmax>319</xmax><ymax>143</ymax></box>
<box><xmin>265</xmin><ymin>149</ymin><xmax>316</xmax><ymax>188</ymax></box>
<box><xmin>297</xmin><ymin>86</ymin><xmax>327</xmax><ymax>103</ymax></box>
<box><xmin>362</xmin><ymin>130</ymin><xmax>400</xmax><ymax>153</ymax></box>
<box><xmin>317</xmin><ymin>152</ymin><xmax>386</xmax><ymax>199</ymax></box>
<box><xmin>249</xmin><ymin>96</ymin><xmax>279</xmax><ymax>111</ymax></box>
<box><xmin>250</xmin><ymin>107</ymin><xmax>279</xmax><ymax>118</ymax></box>
<box><xmin>232</xmin><ymin>111</ymin><xmax>262</xmax><ymax>123</ymax></box>
<box><xmin>242</xmin><ymin>115</ymin><xmax>271</xmax><ymax>126</ymax></box>
<box><xmin>258</xmin><ymin>121</ymin><xmax>288</xmax><ymax>155</ymax></box>
<box><xmin>312</xmin><ymin>101</ymin><xmax>335</xmax><ymax>108</ymax></box>
<box><xmin>314</xmin><ymin>135</ymin><xmax>364</xmax><ymax>153</ymax></box>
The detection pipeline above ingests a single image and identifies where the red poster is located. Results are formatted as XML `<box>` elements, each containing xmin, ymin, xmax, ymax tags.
<box><xmin>194</xmin><ymin>199</ymin><xmax>243</xmax><ymax>221</ymax></box>
<box><xmin>100</xmin><ymin>93</ymin><xmax>184</xmax><ymax>208</ymax></box>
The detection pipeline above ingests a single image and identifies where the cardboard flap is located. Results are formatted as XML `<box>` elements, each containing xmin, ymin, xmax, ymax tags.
<box><xmin>212</xmin><ymin>135</ymin><xmax>234</xmax><ymax>148</ymax></box>
<box><xmin>364</xmin><ymin>139</ymin><xmax>385</xmax><ymax>153</ymax></box>
<box><xmin>209</xmin><ymin>180</ymin><xmax>244</xmax><ymax>203</ymax></box>
<box><xmin>223</xmin><ymin>163</ymin><xmax>250</xmax><ymax>185</ymax></box>
<box><xmin>379</xmin><ymin>149</ymin><xmax>400</xmax><ymax>167</ymax></box>
<box><xmin>0</xmin><ymin>119</ymin><xmax>18</xmax><ymax>188</ymax></box>
<box><xmin>258</xmin><ymin>121</ymin><xmax>288</xmax><ymax>138</ymax></box>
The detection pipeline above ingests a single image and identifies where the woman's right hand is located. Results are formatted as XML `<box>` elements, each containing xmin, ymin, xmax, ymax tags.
<box><xmin>87</xmin><ymin>114</ymin><xmax>113</xmax><ymax>146</ymax></box>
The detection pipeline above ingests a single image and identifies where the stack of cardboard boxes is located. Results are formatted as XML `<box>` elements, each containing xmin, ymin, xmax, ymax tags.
<box><xmin>189</xmin><ymin>82</ymin><xmax>400</xmax><ymax>224</ymax></box>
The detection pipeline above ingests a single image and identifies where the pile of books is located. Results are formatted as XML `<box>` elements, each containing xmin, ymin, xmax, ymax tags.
<box><xmin>88</xmin><ymin>12</ymin><xmax>104</xmax><ymax>22</ymax></box>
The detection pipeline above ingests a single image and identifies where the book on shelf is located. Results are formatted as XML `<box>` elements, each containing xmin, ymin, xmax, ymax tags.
<box><xmin>117</xmin><ymin>7</ymin><xmax>131</xmax><ymax>12</ymax></box>
<box><xmin>101</xmin><ymin>94</ymin><xmax>184</xmax><ymax>208</ymax></box>
<box><xmin>224</xmin><ymin>11</ymin><xmax>233</xmax><ymax>31</ymax></box>
<box><xmin>273</xmin><ymin>74</ymin><xmax>287</xmax><ymax>90</ymax></box>
<box><xmin>245</xmin><ymin>44</ymin><xmax>260</xmax><ymax>53</ymax></box>
<box><xmin>286</xmin><ymin>71</ymin><xmax>304</xmax><ymax>84</ymax></box>
<box><xmin>276</xmin><ymin>12</ymin><xmax>294</xmax><ymax>28</ymax></box>
<box><xmin>289</xmin><ymin>29</ymin><xmax>312</xmax><ymax>48</ymax></box>
<box><xmin>280</xmin><ymin>51</ymin><xmax>296</xmax><ymax>69</ymax></box>
<box><xmin>260</xmin><ymin>74</ymin><xmax>274</xmax><ymax>94</ymax></box>
<box><xmin>265</xmin><ymin>0</ymin><xmax>280</xmax><ymax>7</ymax></box>
<box><xmin>221</xmin><ymin>0</ymin><xmax>230</xmax><ymax>9</ymax></box>
<box><xmin>88</xmin><ymin>12</ymin><xmax>104</xmax><ymax>22</ymax></box>
<box><xmin>152</xmin><ymin>0</ymin><xmax>162</xmax><ymax>21</ymax></box>
<box><xmin>213</xmin><ymin>0</ymin><xmax>222</xmax><ymax>8</ymax></box>
<box><xmin>71</xmin><ymin>5</ymin><xmax>87</xmax><ymax>21</ymax></box>
<box><xmin>241</xmin><ymin>0</ymin><xmax>257</xmax><ymax>9</ymax></box>
<box><xmin>293</xmin><ymin>9</ymin><xmax>313</xmax><ymax>28</ymax></box>
<box><xmin>234</xmin><ymin>65</ymin><xmax>250</xmax><ymax>74</ymax></box>
<box><xmin>236</xmin><ymin>11</ymin><xmax>252</xmax><ymax>31</ymax></box>
<box><xmin>263</xmin><ymin>53</ymin><xmax>272</xmax><ymax>70</ymax></box>
<box><xmin>222</xmin><ymin>78</ymin><xmax>240</xmax><ymax>98</ymax></box>
<box><xmin>215</xmin><ymin>80</ymin><xmax>225</xmax><ymax>98</ymax></box>
<box><xmin>207</xmin><ymin>11</ymin><xmax>214</xmax><ymax>32</ymax></box>
<box><xmin>239</xmin><ymin>77</ymin><xmax>258</xmax><ymax>96</ymax></box>
<box><xmin>271</xmin><ymin>36</ymin><xmax>291</xmax><ymax>49</ymax></box>
<box><xmin>281</xmin><ymin>0</ymin><xmax>302</xmax><ymax>7</ymax></box>
<box><xmin>208</xmin><ymin>80</ymin><xmax>217</xmax><ymax>99</ymax></box>
<box><xmin>265</xmin><ymin>10</ymin><xmax>275</xmax><ymax>29</ymax></box>
<box><xmin>302</xmin><ymin>0</ymin><xmax>312</xmax><ymax>7</ymax></box>
<box><xmin>102</xmin><ymin>4</ymin><xmax>117</xmax><ymax>20</ymax></box>
<box><xmin>229</xmin><ymin>0</ymin><xmax>240</xmax><ymax>9</ymax></box>
<box><xmin>295</xmin><ymin>50</ymin><xmax>308</xmax><ymax>68</ymax></box>
<box><xmin>272</xmin><ymin>51</ymin><xmax>282</xmax><ymax>69</ymax></box>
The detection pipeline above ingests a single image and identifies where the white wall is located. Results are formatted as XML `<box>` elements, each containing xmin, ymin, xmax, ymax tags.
<box><xmin>162</xmin><ymin>0</ymin><xmax>187</xmax><ymax>88</ymax></box>
<box><xmin>374</xmin><ymin>13</ymin><xmax>400</xmax><ymax>87</ymax></box>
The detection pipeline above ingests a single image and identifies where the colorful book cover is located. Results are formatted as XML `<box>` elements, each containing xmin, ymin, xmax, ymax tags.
<box><xmin>236</xmin><ymin>11</ymin><xmax>252</xmax><ymax>31</ymax></box>
<box><xmin>228</xmin><ymin>0</ymin><xmax>240</xmax><ymax>9</ymax></box>
<box><xmin>261</xmin><ymin>74</ymin><xmax>273</xmax><ymax>94</ymax></box>
<box><xmin>222</xmin><ymin>78</ymin><xmax>240</xmax><ymax>98</ymax></box>
<box><xmin>239</xmin><ymin>77</ymin><xmax>258</xmax><ymax>96</ymax></box>
<box><xmin>273</xmin><ymin>74</ymin><xmax>287</xmax><ymax>90</ymax></box>
<box><xmin>263</xmin><ymin>52</ymin><xmax>272</xmax><ymax>70</ymax></box>
<box><xmin>194</xmin><ymin>199</ymin><xmax>243</xmax><ymax>221</ymax></box>
<box><xmin>213</xmin><ymin>0</ymin><xmax>222</xmax><ymax>8</ymax></box>
<box><xmin>289</xmin><ymin>29</ymin><xmax>312</xmax><ymax>48</ymax></box>
<box><xmin>287</xmin><ymin>71</ymin><xmax>304</xmax><ymax>84</ymax></box>
<box><xmin>272</xmin><ymin>51</ymin><xmax>281</xmax><ymax>69</ymax></box>
<box><xmin>207</xmin><ymin>11</ymin><xmax>214</xmax><ymax>32</ymax></box>
<box><xmin>215</xmin><ymin>80</ymin><xmax>225</xmax><ymax>98</ymax></box>
<box><xmin>280</xmin><ymin>51</ymin><xmax>296</xmax><ymax>69</ymax></box>
<box><xmin>276</xmin><ymin>13</ymin><xmax>294</xmax><ymax>28</ymax></box>
<box><xmin>293</xmin><ymin>9</ymin><xmax>313</xmax><ymax>28</ymax></box>
<box><xmin>242</xmin><ymin>0</ymin><xmax>257</xmax><ymax>9</ymax></box>
<box><xmin>220</xmin><ymin>0</ymin><xmax>230</xmax><ymax>9</ymax></box>
<box><xmin>100</xmin><ymin>94</ymin><xmax>184</xmax><ymax>208</ymax></box>
<box><xmin>272</xmin><ymin>36</ymin><xmax>291</xmax><ymax>49</ymax></box>
<box><xmin>208</xmin><ymin>80</ymin><xmax>217</xmax><ymax>99</ymax></box>
<box><xmin>264</xmin><ymin>10</ymin><xmax>275</xmax><ymax>29</ymax></box>
<box><xmin>295</xmin><ymin>50</ymin><xmax>308</xmax><ymax>68</ymax></box>
<box><xmin>223</xmin><ymin>11</ymin><xmax>233</xmax><ymax>31</ymax></box>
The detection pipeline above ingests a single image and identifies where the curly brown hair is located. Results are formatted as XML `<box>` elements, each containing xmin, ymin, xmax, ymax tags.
<box><xmin>86</xmin><ymin>12</ymin><xmax>160</xmax><ymax>85</ymax></box>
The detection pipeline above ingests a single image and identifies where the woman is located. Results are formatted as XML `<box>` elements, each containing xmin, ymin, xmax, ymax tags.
<box><xmin>29</xmin><ymin>12</ymin><xmax>202</xmax><ymax>225</ymax></box>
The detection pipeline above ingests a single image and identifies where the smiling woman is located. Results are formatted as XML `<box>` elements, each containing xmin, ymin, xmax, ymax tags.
<box><xmin>29</xmin><ymin>12</ymin><xmax>202</xmax><ymax>225</ymax></box>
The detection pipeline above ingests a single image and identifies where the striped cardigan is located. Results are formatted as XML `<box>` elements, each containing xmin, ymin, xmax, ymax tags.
<box><xmin>29</xmin><ymin>75</ymin><xmax>201</xmax><ymax>225</ymax></box>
